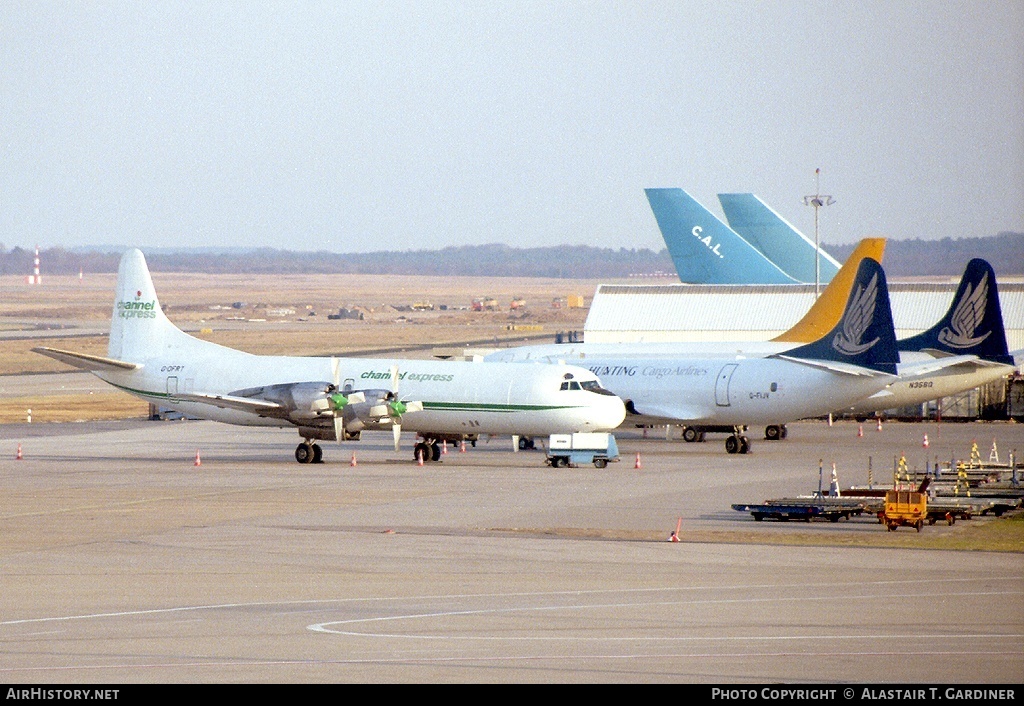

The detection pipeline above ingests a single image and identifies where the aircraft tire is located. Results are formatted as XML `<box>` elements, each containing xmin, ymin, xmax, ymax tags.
<box><xmin>682</xmin><ymin>427</ymin><xmax>699</xmax><ymax>443</ymax></box>
<box><xmin>725</xmin><ymin>436</ymin><xmax>739</xmax><ymax>454</ymax></box>
<box><xmin>430</xmin><ymin>442</ymin><xmax>441</xmax><ymax>461</ymax></box>
<box><xmin>414</xmin><ymin>442</ymin><xmax>430</xmax><ymax>464</ymax></box>
<box><xmin>739</xmin><ymin>437</ymin><xmax>750</xmax><ymax>454</ymax></box>
<box><xmin>765</xmin><ymin>425</ymin><xmax>781</xmax><ymax>441</ymax></box>
<box><xmin>312</xmin><ymin>444</ymin><xmax>323</xmax><ymax>464</ymax></box>
<box><xmin>295</xmin><ymin>443</ymin><xmax>314</xmax><ymax>464</ymax></box>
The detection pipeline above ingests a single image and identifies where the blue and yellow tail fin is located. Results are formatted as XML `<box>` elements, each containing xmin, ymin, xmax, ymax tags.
<box><xmin>780</xmin><ymin>257</ymin><xmax>899</xmax><ymax>376</ymax></box>
<box><xmin>898</xmin><ymin>259</ymin><xmax>1013</xmax><ymax>365</ymax></box>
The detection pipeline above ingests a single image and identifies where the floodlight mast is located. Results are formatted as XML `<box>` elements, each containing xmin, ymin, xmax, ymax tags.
<box><xmin>803</xmin><ymin>168</ymin><xmax>834</xmax><ymax>297</ymax></box>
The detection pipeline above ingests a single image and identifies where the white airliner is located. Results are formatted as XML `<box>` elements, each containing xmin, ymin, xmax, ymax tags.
<box><xmin>487</xmin><ymin>257</ymin><xmax>907</xmax><ymax>454</ymax></box>
<box><xmin>34</xmin><ymin>249</ymin><xmax>626</xmax><ymax>464</ymax></box>
<box><xmin>486</xmin><ymin>258</ymin><xmax>1016</xmax><ymax>448</ymax></box>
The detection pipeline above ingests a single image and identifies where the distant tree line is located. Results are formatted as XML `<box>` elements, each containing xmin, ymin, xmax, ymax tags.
<box><xmin>0</xmin><ymin>233</ymin><xmax>1020</xmax><ymax>278</ymax></box>
<box><xmin>826</xmin><ymin>232</ymin><xmax>1024</xmax><ymax>277</ymax></box>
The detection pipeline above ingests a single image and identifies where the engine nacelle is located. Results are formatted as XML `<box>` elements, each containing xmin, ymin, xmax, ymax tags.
<box><xmin>228</xmin><ymin>381</ymin><xmax>334</xmax><ymax>423</ymax></box>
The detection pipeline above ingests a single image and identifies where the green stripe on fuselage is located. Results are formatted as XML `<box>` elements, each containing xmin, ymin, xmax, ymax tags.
<box><xmin>106</xmin><ymin>382</ymin><xmax>582</xmax><ymax>414</ymax></box>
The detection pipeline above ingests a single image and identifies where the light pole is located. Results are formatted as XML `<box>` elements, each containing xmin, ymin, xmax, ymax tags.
<box><xmin>803</xmin><ymin>168</ymin><xmax>834</xmax><ymax>297</ymax></box>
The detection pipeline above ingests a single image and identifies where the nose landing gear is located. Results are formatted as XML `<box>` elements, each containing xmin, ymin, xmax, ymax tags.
<box><xmin>725</xmin><ymin>428</ymin><xmax>750</xmax><ymax>454</ymax></box>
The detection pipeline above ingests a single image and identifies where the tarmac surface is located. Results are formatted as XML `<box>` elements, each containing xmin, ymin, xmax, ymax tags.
<box><xmin>1</xmin><ymin>412</ymin><xmax>1022</xmax><ymax>683</ymax></box>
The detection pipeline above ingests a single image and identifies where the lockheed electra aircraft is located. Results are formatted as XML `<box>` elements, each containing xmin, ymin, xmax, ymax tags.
<box><xmin>35</xmin><ymin>249</ymin><xmax>625</xmax><ymax>464</ymax></box>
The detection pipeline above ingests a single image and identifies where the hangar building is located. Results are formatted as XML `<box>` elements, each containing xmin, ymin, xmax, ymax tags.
<box><xmin>583</xmin><ymin>280</ymin><xmax>1024</xmax><ymax>358</ymax></box>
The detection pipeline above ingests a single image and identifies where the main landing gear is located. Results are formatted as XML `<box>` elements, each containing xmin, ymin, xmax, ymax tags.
<box><xmin>413</xmin><ymin>440</ymin><xmax>442</xmax><ymax>463</ymax></box>
<box><xmin>295</xmin><ymin>441</ymin><xmax>324</xmax><ymax>464</ymax></box>
<box><xmin>725</xmin><ymin>427</ymin><xmax>750</xmax><ymax>455</ymax></box>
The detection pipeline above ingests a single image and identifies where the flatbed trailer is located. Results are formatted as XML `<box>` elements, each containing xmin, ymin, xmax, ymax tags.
<box><xmin>732</xmin><ymin>500</ymin><xmax>867</xmax><ymax>523</ymax></box>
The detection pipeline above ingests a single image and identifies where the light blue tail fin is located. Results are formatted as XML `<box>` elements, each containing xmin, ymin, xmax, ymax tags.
<box><xmin>781</xmin><ymin>257</ymin><xmax>899</xmax><ymax>376</ymax></box>
<box><xmin>645</xmin><ymin>188</ymin><xmax>798</xmax><ymax>284</ymax></box>
<box><xmin>897</xmin><ymin>258</ymin><xmax>1013</xmax><ymax>365</ymax></box>
<box><xmin>717</xmin><ymin>193</ymin><xmax>842</xmax><ymax>284</ymax></box>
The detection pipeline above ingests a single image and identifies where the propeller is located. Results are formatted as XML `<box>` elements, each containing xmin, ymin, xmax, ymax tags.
<box><xmin>311</xmin><ymin>357</ymin><xmax>365</xmax><ymax>444</ymax></box>
<box><xmin>386</xmin><ymin>364</ymin><xmax>424</xmax><ymax>451</ymax></box>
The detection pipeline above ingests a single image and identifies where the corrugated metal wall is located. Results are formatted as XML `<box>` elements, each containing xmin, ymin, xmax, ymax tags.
<box><xmin>584</xmin><ymin>282</ymin><xmax>1024</xmax><ymax>354</ymax></box>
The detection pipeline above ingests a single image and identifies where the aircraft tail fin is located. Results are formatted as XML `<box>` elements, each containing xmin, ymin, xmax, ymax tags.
<box><xmin>772</xmin><ymin>238</ymin><xmax>887</xmax><ymax>343</ymax></box>
<box><xmin>108</xmin><ymin>249</ymin><xmax>199</xmax><ymax>363</ymax></box>
<box><xmin>718</xmin><ymin>193</ymin><xmax>842</xmax><ymax>283</ymax></box>
<box><xmin>644</xmin><ymin>188</ymin><xmax>798</xmax><ymax>284</ymax></box>
<box><xmin>898</xmin><ymin>259</ymin><xmax>1013</xmax><ymax>365</ymax></box>
<box><xmin>779</xmin><ymin>257</ymin><xmax>898</xmax><ymax>376</ymax></box>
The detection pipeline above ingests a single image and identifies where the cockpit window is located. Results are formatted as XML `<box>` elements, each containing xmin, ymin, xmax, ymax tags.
<box><xmin>581</xmin><ymin>380</ymin><xmax>617</xmax><ymax>396</ymax></box>
<box><xmin>560</xmin><ymin>381</ymin><xmax>583</xmax><ymax>391</ymax></box>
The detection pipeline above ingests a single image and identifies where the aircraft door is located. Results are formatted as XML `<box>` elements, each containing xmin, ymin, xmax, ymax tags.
<box><xmin>715</xmin><ymin>364</ymin><xmax>737</xmax><ymax>407</ymax></box>
<box><xmin>166</xmin><ymin>376</ymin><xmax>178</xmax><ymax>394</ymax></box>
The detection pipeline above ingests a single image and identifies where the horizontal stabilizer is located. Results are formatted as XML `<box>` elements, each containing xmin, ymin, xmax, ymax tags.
<box><xmin>773</xmin><ymin>356</ymin><xmax>890</xmax><ymax>377</ymax></box>
<box><xmin>895</xmin><ymin>355</ymin><xmax>986</xmax><ymax>380</ymax></box>
<box><xmin>32</xmin><ymin>347</ymin><xmax>141</xmax><ymax>372</ymax></box>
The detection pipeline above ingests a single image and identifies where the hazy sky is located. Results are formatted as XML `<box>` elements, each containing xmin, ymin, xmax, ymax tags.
<box><xmin>2</xmin><ymin>1</ymin><xmax>1021</xmax><ymax>253</ymax></box>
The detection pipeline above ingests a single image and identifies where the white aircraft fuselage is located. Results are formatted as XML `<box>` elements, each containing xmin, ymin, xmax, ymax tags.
<box><xmin>486</xmin><ymin>342</ymin><xmax>1013</xmax><ymax>417</ymax></box>
<box><xmin>485</xmin><ymin>348</ymin><xmax>893</xmax><ymax>427</ymax></box>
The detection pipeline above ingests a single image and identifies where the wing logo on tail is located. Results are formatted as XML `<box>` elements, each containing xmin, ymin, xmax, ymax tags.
<box><xmin>832</xmin><ymin>273</ymin><xmax>880</xmax><ymax>356</ymax></box>
<box><xmin>936</xmin><ymin>272</ymin><xmax>992</xmax><ymax>350</ymax></box>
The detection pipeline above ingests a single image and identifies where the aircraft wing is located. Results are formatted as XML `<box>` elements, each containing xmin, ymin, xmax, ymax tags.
<box><xmin>32</xmin><ymin>346</ymin><xmax>141</xmax><ymax>372</ymax></box>
<box><xmin>624</xmin><ymin>402</ymin><xmax>704</xmax><ymax>425</ymax></box>
<box><xmin>172</xmin><ymin>392</ymin><xmax>286</xmax><ymax>416</ymax></box>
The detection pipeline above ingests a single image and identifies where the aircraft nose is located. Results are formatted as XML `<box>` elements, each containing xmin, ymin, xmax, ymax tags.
<box><xmin>586</xmin><ymin>395</ymin><xmax>626</xmax><ymax>431</ymax></box>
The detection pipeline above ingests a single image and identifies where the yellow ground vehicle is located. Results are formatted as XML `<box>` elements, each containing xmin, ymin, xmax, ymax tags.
<box><xmin>883</xmin><ymin>489</ymin><xmax>927</xmax><ymax>532</ymax></box>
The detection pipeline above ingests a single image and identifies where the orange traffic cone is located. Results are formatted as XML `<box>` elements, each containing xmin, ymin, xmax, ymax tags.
<box><xmin>668</xmin><ymin>516</ymin><xmax>681</xmax><ymax>542</ymax></box>
<box><xmin>923</xmin><ymin>434</ymin><xmax>929</xmax><ymax>449</ymax></box>
<box><xmin>350</xmin><ymin>452</ymin><xmax>358</xmax><ymax>467</ymax></box>
<box><xmin>857</xmin><ymin>425</ymin><xmax>863</xmax><ymax>438</ymax></box>
<box><xmin>460</xmin><ymin>440</ymin><xmax>466</xmax><ymax>453</ymax></box>
<box><xmin>876</xmin><ymin>418</ymin><xmax>883</xmax><ymax>432</ymax></box>
<box><xmin>194</xmin><ymin>450</ymin><xmax>202</xmax><ymax>467</ymax></box>
<box><xmin>16</xmin><ymin>444</ymin><xmax>23</xmax><ymax>460</ymax></box>
<box><xmin>827</xmin><ymin>413</ymin><xmax>833</xmax><ymax>427</ymax></box>
<box><xmin>634</xmin><ymin>452</ymin><xmax>642</xmax><ymax>470</ymax></box>
<box><xmin>417</xmin><ymin>449</ymin><xmax>424</xmax><ymax>466</ymax></box>
<box><xmin>442</xmin><ymin>440</ymin><xmax>448</xmax><ymax>455</ymax></box>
